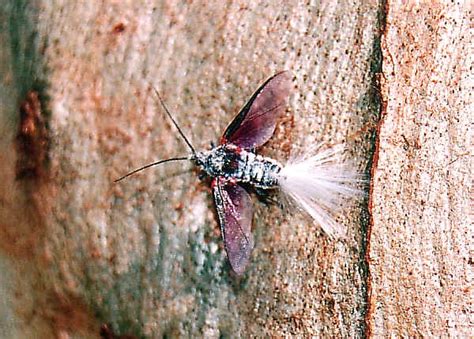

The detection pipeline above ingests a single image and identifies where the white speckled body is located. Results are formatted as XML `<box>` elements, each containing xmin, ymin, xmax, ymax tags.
<box><xmin>194</xmin><ymin>145</ymin><xmax>282</xmax><ymax>188</ymax></box>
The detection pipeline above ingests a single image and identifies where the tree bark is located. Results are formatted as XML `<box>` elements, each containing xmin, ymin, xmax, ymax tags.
<box><xmin>367</xmin><ymin>1</ymin><xmax>472</xmax><ymax>337</ymax></box>
<box><xmin>1</xmin><ymin>0</ymin><xmax>469</xmax><ymax>338</ymax></box>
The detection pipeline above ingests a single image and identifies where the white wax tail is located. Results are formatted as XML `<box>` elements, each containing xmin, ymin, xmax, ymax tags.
<box><xmin>277</xmin><ymin>143</ymin><xmax>365</xmax><ymax>238</ymax></box>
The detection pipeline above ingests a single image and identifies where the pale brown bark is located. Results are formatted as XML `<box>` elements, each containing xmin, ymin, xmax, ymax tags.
<box><xmin>368</xmin><ymin>1</ymin><xmax>472</xmax><ymax>337</ymax></box>
<box><xmin>2</xmin><ymin>0</ymin><xmax>469</xmax><ymax>338</ymax></box>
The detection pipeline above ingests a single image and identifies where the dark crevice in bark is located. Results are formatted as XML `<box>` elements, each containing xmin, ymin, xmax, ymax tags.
<box><xmin>360</xmin><ymin>0</ymin><xmax>388</xmax><ymax>337</ymax></box>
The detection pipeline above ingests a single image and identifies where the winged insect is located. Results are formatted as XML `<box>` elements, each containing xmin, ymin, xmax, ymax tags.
<box><xmin>116</xmin><ymin>72</ymin><xmax>362</xmax><ymax>274</ymax></box>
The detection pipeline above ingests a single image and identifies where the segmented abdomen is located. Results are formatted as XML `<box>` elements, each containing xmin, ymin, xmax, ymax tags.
<box><xmin>231</xmin><ymin>149</ymin><xmax>281</xmax><ymax>188</ymax></box>
<box><xmin>196</xmin><ymin>145</ymin><xmax>282</xmax><ymax>189</ymax></box>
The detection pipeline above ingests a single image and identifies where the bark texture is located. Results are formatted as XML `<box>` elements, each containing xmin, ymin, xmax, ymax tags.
<box><xmin>4</xmin><ymin>0</ymin><xmax>470</xmax><ymax>338</ymax></box>
<box><xmin>368</xmin><ymin>1</ymin><xmax>472</xmax><ymax>337</ymax></box>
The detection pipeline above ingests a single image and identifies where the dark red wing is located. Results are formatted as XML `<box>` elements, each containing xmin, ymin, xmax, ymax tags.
<box><xmin>212</xmin><ymin>177</ymin><xmax>254</xmax><ymax>275</ymax></box>
<box><xmin>221</xmin><ymin>71</ymin><xmax>292</xmax><ymax>149</ymax></box>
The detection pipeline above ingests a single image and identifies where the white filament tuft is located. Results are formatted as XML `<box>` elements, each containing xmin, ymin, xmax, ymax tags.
<box><xmin>277</xmin><ymin>143</ymin><xmax>365</xmax><ymax>238</ymax></box>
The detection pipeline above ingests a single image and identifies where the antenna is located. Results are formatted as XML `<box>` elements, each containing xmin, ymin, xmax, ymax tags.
<box><xmin>151</xmin><ymin>86</ymin><xmax>196</xmax><ymax>155</ymax></box>
<box><xmin>114</xmin><ymin>156</ymin><xmax>189</xmax><ymax>182</ymax></box>
<box><xmin>114</xmin><ymin>86</ymin><xmax>198</xmax><ymax>183</ymax></box>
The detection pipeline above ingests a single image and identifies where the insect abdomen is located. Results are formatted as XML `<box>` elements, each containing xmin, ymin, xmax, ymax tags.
<box><xmin>235</xmin><ymin>150</ymin><xmax>281</xmax><ymax>188</ymax></box>
<box><xmin>195</xmin><ymin>145</ymin><xmax>282</xmax><ymax>189</ymax></box>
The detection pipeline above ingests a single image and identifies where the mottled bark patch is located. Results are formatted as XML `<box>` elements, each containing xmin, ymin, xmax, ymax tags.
<box><xmin>15</xmin><ymin>90</ymin><xmax>49</xmax><ymax>181</ymax></box>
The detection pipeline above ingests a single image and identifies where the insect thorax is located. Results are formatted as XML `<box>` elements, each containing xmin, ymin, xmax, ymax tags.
<box><xmin>194</xmin><ymin>145</ymin><xmax>282</xmax><ymax>188</ymax></box>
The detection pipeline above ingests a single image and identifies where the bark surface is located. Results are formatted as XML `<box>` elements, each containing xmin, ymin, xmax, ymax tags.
<box><xmin>2</xmin><ymin>0</ymin><xmax>469</xmax><ymax>338</ymax></box>
<box><xmin>368</xmin><ymin>1</ymin><xmax>472</xmax><ymax>337</ymax></box>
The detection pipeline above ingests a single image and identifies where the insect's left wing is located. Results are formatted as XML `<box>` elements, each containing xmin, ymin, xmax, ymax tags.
<box><xmin>212</xmin><ymin>177</ymin><xmax>254</xmax><ymax>275</ymax></box>
<box><xmin>221</xmin><ymin>71</ymin><xmax>292</xmax><ymax>149</ymax></box>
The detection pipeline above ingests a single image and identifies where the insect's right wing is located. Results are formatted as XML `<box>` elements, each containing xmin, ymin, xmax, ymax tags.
<box><xmin>221</xmin><ymin>71</ymin><xmax>292</xmax><ymax>149</ymax></box>
<box><xmin>212</xmin><ymin>177</ymin><xmax>254</xmax><ymax>275</ymax></box>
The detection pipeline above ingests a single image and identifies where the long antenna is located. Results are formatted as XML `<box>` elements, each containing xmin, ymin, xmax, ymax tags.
<box><xmin>151</xmin><ymin>86</ymin><xmax>196</xmax><ymax>155</ymax></box>
<box><xmin>114</xmin><ymin>156</ymin><xmax>189</xmax><ymax>182</ymax></box>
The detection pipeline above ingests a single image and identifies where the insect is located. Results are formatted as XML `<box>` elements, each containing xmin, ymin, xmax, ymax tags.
<box><xmin>116</xmin><ymin>71</ymin><xmax>362</xmax><ymax>274</ymax></box>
